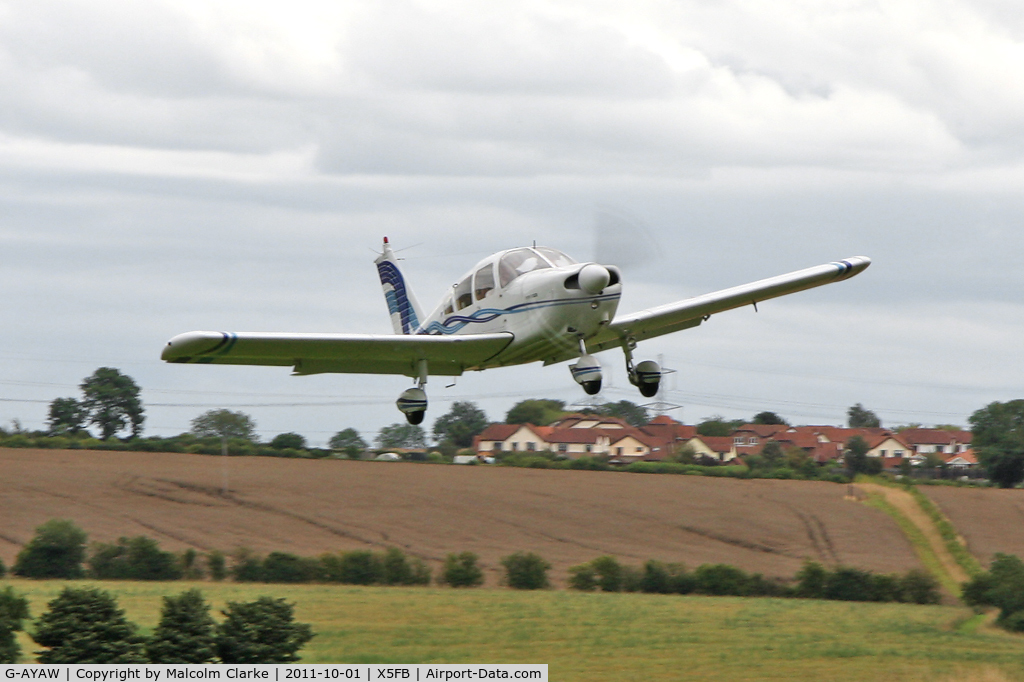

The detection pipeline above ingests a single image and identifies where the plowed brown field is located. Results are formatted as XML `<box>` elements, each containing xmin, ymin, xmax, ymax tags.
<box><xmin>0</xmin><ymin>448</ymin><xmax>922</xmax><ymax>582</ymax></box>
<box><xmin>922</xmin><ymin>486</ymin><xmax>1024</xmax><ymax>567</ymax></box>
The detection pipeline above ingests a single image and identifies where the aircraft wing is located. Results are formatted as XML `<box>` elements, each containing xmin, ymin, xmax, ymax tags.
<box><xmin>586</xmin><ymin>257</ymin><xmax>871</xmax><ymax>353</ymax></box>
<box><xmin>161</xmin><ymin>331</ymin><xmax>515</xmax><ymax>377</ymax></box>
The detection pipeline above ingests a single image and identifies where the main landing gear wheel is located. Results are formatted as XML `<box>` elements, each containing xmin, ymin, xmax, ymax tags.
<box><xmin>571</xmin><ymin>354</ymin><xmax>603</xmax><ymax>395</ymax></box>
<box><xmin>397</xmin><ymin>387</ymin><xmax>427</xmax><ymax>425</ymax></box>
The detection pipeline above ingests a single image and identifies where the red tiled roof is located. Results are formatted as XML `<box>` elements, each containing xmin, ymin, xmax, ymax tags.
<box><xmin>476</xmin><ymin>423</ymin><xmax>521</xmax><ymax>441</ymax></box>
<box><xmin>733</xmin><ymin>424</ymin><xmax>790</xmax><ymax>438</ymax></box>
<box><xmin>899</xmin><ymin>429</ymin><xmax>973</xmax><ymax>445</ymax></box>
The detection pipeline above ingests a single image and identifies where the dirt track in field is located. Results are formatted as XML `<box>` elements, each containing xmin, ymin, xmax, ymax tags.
<box><xmin>921</xmin><ymin>486</ymin><xmax>1024</xmax><ymax>567</ymax></box>
<box><xmin>0</xmin><ymin>448</ymin><xmax>923</xmax><ymax>582</ymax></box>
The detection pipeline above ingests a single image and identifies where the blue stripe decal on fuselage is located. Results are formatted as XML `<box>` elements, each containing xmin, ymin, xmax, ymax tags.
<box><xmin>417</xmin><ymin>294</ymin><xmax>619</xmax><ymax>335</ymax></box>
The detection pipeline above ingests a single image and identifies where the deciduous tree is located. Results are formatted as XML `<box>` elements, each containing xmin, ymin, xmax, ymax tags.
<box><xmin>376</xmin><ymin>423</ymin><xmax>425</xmax><ymax>450</ymax></box>
<box><xmin>753</xmin><ymin>411</ymin><xmax>788</xmax><ymax>425</ymax></box>
<box><xmin>505</xmin><ymin>399</ymin><xmax>567</xmax><ymax>426</ymax></box>
<box><xmin>191</xmin><ymin>409</ymin><xmax>257</xmax><ymax>441</ymax></box>
<box><xmin>432</xmin><ymin>401</ymin><xmax>488</xmax><ymax>447</ymax></box>
<box><xmin>80</xmin><ymin>367</ymin><xmax>144</xmax><ymax>439</ymax></box>
<box><xmin>969</xmin><ymin>400</ymin><xmax>1024</xmax><ymax>488</ymax></box>
<box><xmin>328</xmin><ymin>428</ymin><xmax>367</xmax><ymax>457</ymax></box>
<box><xmin>13</xmin><ymin>519</ymin><xmax>87</xmax><ymax>579</ymax></box>
<box><xmin>47</xmin><ymin>397</ymin><xmax>87</xmax><ymax>436</ymax></box>
<box><xmin>847</xmin><ymin>403</ymin><xmax>881</xmax><ymax>428</ymax></box>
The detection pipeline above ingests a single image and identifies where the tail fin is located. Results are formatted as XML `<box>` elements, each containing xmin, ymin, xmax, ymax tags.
<box><xmin>374</xmin><ymin>237</ymin><xmax>424</xmax><ymax>335</ymax></box>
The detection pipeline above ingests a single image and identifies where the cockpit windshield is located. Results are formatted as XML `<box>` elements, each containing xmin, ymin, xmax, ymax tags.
<box><xmin>535</xmin><ymin>247</ymin><xmax>576</xmax><ymax>268</ymax></box>
<box><xmin>498</xmin><ymin>248</ymin><xmax>551</xmax><ymax>288</ymax></box>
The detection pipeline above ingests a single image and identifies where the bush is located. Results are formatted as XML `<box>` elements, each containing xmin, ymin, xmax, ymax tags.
<box><xmin>960</xmin><ymin>553</ymin><xmax>1024</xmax><ymax>624</ymax></box>
<box><xmin>270</xmin><ymin>433</ymin><xmax>307</xmax><ymax>450</ymax></box>
<box><xmin>0</xmin><ymin>587</ymin><xmax>30</xmax><ymax>663</ymax></box>
<box><xmin>439</xmin><ymin>552</ymin><xmax>484</xmax><ymax>588</ymax></box>
<box><xmin>207</xmin><ymin>550</ymin><xmax>227</xmax><ymax>582</ymax></box>
<box><xmin>823</xmin><ymin>566</ymin><xmax>878</xmax><ymax>602</ymax></box>
<box><xmin>590</xmin><ymin>556</ymin><xmax>624</xmax><ymax>592</ymax></box>
<box><xmin>180</xmin><ymin>548</ymin><xmax>204</xmax><ymax>580</ymax></box>
<box><xmin>146</xmin><ymin>589</ymin><xmax>217</xmax><ymax>663</ymax></box>
<box><xmin>794</xmin><ymin>561</ymin><xmax>827</xmax><ymax>599</ymax></box>
<box><xmin>693</xmin><ymin>564</ymin><xmax>750</xmax><ymax>596</ymax></box>
<box><xmin>88</xmin><ymin>536</ymin><xmax>184</xmax><ymax>580</ymax></box>
<box><xmin>262</xmin><ymin>552</ymin><xmax>320</xmax><ymax>583</ymax></box>
<box><xmin>899</xmin><ymin>569</ymin><xmax>940</xmax><ymax>605</ymax></box>
<box><xmin>567</xmin><ymin>563</ymin><xmax>597</xmax><ymax>591</ymax></box>
<box><xmin>216</xmin><ymin>597</ymin><xmax>314</xmax><ymax>663</ymax></box>
<box><xmin>31</xmin><ymin>587</ymin><xmax>147</xmax><ymax>663</ymax></box>
<box><xmin>501</xmin><ymin>552</ymin><xmax>551</xmax><ymax>590</ymax></box>
<box><xmin>14</xmin><ymin>519</ymin><xmax>88</xmax><ymax>579</ymax></box>
<box><xmin>230</xmin><ymin>548</ymin><xmax>265</xmax><ymax>582</ymax></box>
<box><xmin>321</xmin><ymin>551</ymin><xmax>383</xmax><ymax>585</ymax></box>
<box><xmin>381</xmin><ymin>548</ymin><xmax>431</xmax><ymax>585</ymax></box>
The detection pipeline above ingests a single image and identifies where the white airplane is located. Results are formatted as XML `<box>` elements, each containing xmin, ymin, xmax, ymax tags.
<box><xmin>162</xmin><ymin>239</ymin><xmax>870</xmax><ymax>424</ymax></box>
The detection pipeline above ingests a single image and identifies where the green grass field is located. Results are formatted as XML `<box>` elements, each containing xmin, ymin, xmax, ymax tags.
<box><xmin>7</xmin><ymin>579</ymin><xmax>1024</xmax><ymax>681</ymax></box>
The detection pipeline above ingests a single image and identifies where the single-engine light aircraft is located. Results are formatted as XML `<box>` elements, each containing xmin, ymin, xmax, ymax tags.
<box><xmin>162</xmin><ymin>239</ymin><xmax>870</xmax><ymax>424</ymax></box>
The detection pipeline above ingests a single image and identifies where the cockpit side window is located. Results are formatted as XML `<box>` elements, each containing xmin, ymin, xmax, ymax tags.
<box><xmin>498</xmin><ymin>248</ymin><xmax>551</xmax><ymax>288</ymax></box>
<box><xmin>535</xmin><ymin>247</ymin><xmax>576</xmax><ymax>268</ymax></box>
<box><xmin>474</xmin><ymin>263</ymin><xmax>495</xmax><ymax>301</ymax></box>
<box><xmin>443</xmin><ymin>296</ymin><xmax>454</xmax><ymax>315</ymax></box>
<box><xmin>454</xmin><ymin>276</ymin><xmax>473</xmax><ymax>310</ymax></box>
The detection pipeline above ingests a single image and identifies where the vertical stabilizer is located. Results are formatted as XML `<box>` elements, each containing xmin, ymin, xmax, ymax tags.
<box><xmin>374</xmin><ymin>237</ymin><xmax>424</xmax><ymax>335</ymax></box>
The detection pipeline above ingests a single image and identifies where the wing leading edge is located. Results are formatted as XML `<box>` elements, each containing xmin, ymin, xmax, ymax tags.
<box><xmin>586</xmin><ymin>256</ymin><xmax>871</xmax><ymax>353</ymax></box>
<box><xmin>161</xmin><ymin>331</ymin><xmax>515</xmax><ymax>377</ymax></box>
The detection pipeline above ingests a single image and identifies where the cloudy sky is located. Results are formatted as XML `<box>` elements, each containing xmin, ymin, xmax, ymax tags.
<box><xmin>2</xmin><ymin>0</ymin><xmax>1023</xmax><ymax>445</ymax></box>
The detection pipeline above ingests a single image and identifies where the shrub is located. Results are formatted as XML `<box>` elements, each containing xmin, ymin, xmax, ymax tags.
<box><xmin>320</xmin><ymin>551</ymin><xmax>383</xmax><ymax>585</ymax></box>
<box><xmin>823</xmin><ymin>566</ymin><xmax>877</xmax><ymax>602</ymax></box>
<box><xmin>501</xmin><ymin>552</ymin><xmax>551</xmax><ymax>590</ymax></box>
<box><xmin>590</xmin><ymin>556</ymin><xmax>624</xmax><ymax>592</ymax></box>
<box><xmin>899</xmin><ymin>569</ymin><xmax>940</xmax><ymax>605</ymax></box>
<box><xmin>0</xmin><ymin>587</ymin><xmax>30</xmax><ymax>663</ymax></box>
<box><xmin>567</xmin><ymin>563</ymin><xmax>597</xmax><ymax>591</ymax></box>
<box><xmin>146</xmin><ymin>589</ymin><xmax>217</xmax><ymax>663</ymax></box>
<box><xmin>180</xmin><ymin>548</ymin><xmax>204</xmax><ymax>580</ymax></box>
<box><xmin>693</xmin><ymin>564</ymin><xmax>750</xmax><ymax>596</ymax></box>
<box><xmin>216</xmin><ymin>597</ymin><xmax>314</xmax><ymax>663</ymax></box>
<box><xmin>270</xmin><ymin>433</ymin><xmax>307</xmax><ymax>450</ymax></box>
<box><xmin>794</xmin><ymin>561</ymin><xmax>827</xmax><ymax>599</ymax></box>
<box><xmin>439</xmin><ymin>552</ymin><xmax>484</xmax><ymax>588</ymax></box>
<box><xmin>621</xmin><ymin>565</ymin><xmax>644</xmax><ymax>593</ymax></box>
<box><xmin>639</xmin><ymin>560</ymin><xmax>672</xmax><ymax>594</ymax></box>
<box><xmin>207</xmin><ymin>550</ymin><xmax>227</xmax><ymax>581</ymax></box>
<box><xmin>88</xmin><ymin>536</ymin><xmax>183</xmax><ymax>581</ymax></box>
<box><xmin>380</xmin><ymin>548</ymin><xmax>430</xmax><ymax>585</ymax></box>
<box><xmin>230</xmin><ymin>548</ymin><xmax>265</xmax><ymax>582</ymax></box>
<box><xmin>31</xmin><ymin>587</ymin><xmax>147</xmax><ymax>663</ymax></box>
<box><xmin>13</xmin><ymin>519</ymin><xmax>87</xmax><ymax>579</ymax></box>
<box><xmin>0</xmin><ymin>557</ymin><xmax>5</xmax><ymax>578</ymax></box>
<box><xmin>747</xmin><ymin>573</ymin><xmax>786</xmax><ymax>597</ymax></box>
<box><xmin>262</xmin><ymin>552</ymin><xmax>320</xmax><ymax>583</ymax></box>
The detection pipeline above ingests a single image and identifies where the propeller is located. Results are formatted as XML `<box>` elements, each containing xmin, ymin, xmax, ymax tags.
<box><xmin>594</xmin><ymin>205</ymin><xmax>662</xmax><ymax>270</ymax></box>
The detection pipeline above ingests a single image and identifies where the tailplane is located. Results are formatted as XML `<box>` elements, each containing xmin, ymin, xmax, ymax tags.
<box><xmin>375</xmin><ymin>237</ymin><xmax>424</xmax><ymax>335</ymax></box>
